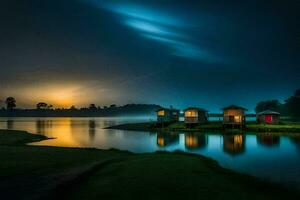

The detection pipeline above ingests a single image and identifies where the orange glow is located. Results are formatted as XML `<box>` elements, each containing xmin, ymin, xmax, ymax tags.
<box><xmin>157</xmin><ymin>137</ymin><xmax>165</xmax><ymax>146</ymax></box>
<box><xmin>234</xmin><ymin>135</ymin><xmax>243</xmax><ymax>145</ymax></box>
<box><xmin>157</xmin><ymin>110</ymin><xmax>165</xmax><ymax>116</ymax></box>
<box><xmin>234</xmin><ymin>116</ymin><xmax>241</xmax><ymax>123</ymax></box>
<box><xmin>14</xmin><ymin>84</ymin><xmax>80</xmax><ymax>108</ymax></box>
<box><xmin>48</xmin><ymin>90</ymin><xmax>74</xmax><ymax>107</ymax></box>
<box><xmin>185</xmin><ymin>135</ymin><xmax>198</xmax><ymax>147</ymax></box>
<box><xmin>185</xmin><ymin>110</ymin><xmax>198</xmax><ymax>117</ymax></box>
<box><xmin>31</xmin><ymin>118</ymin><xmax>81</xmax><ymax>147</ymax></box>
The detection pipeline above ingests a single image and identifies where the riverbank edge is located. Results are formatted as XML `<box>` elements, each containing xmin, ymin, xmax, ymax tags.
<box><xmin>105</xmin><ymin>122</ymin><xmax>300</xmax><ymax>134</ymax></box>
<box><xmin>1</xmin><ymin>129</ymin><xmax>300</xmax><ymax>199</ymax></box>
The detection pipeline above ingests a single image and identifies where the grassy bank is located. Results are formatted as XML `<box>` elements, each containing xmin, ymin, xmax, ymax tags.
<box><xmin>0</xmin><ymin>130</ymin><xmax>299</xmax><ymax>199</ymax></box>
<box><xmin>106</xmin><ymin>121</ymin><xmax>300</xmax><ymax>133</ymax></box>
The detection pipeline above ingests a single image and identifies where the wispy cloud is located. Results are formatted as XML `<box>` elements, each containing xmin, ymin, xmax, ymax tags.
<box><xmin>102</xmin><ymin>3</ymin><xmax>184</xmax><ymax>27</ymax></box>
<box><xmin>92</xmin><ymin>1</ymin><xmax>221</xmax><ymax>63</ymax></box>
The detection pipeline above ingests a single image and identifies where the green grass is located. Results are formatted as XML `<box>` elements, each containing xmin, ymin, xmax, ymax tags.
<box><xmin>0</xmin><ymin>129</ymin><xmax>48</xmax><ymax>145</ymax></box>
<box><xmin>0</xmin><ymin>129</ymin><xmax>299</xmax><ymax>200</ymax></box>
<box><xmin>60</xmin><ymin>153</ymin><xmax>300</xmax><ymax>200</ymax></box>
<box><xmin>247</xmin><ymin>122</ymin><xmax>300</xmax><ymax>132</ymax></box>
<box><xmin>106</xmin><ymin>121</ymin><xmax>300</xmax><ymax>133</ymax></box>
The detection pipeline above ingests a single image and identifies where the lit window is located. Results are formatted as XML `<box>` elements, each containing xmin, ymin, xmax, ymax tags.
<box><xmin>185</xmin><ymin>110</ymin><xmax>198</xmax><ymax>117</ymax></box>
<box><xmin>158</xmin><ymin>110</ymin><xmax>165</xmax><ymax>116</ymax></box>
<box><xmin>157</xmin><ymin>138</ymin><xmax>164</xmax><ymax>146</ymax></box>
<box><xmin>234</xmin><ymin>116</ymin><xmax>241</xmax><ymax>122</ymax></box>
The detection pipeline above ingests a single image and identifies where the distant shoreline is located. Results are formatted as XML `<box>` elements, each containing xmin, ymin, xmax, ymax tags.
<box><xmin>0</xmin><ymin>104</ymin><xmax>162</xmax><ymax>117</ymax></box>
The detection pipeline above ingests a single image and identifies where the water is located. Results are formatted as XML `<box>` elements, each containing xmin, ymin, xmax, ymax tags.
<box><xmin>1</xmin><ymin>117</ymin><xmax>300</xmax><ymax>190</ymax></box>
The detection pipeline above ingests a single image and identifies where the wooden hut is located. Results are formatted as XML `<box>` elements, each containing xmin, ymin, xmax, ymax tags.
<box><xmin>257</xmin><ymin>110</ymin><xmax>280</xmax><ymax>124</ymax></box>
<box><xmin>222</xmin><ymin>105</ymin><xmax>248</xmax><ymax>128</ymax></box>
<box><xmin>184</xmin><ymin>107</ymin><xmax>208</xmax><ymax>127</ymax></box>
<box><xmin>156</xmin><ymin>108</ymin><xmax>179</xmax><ymax>125</ymax></box>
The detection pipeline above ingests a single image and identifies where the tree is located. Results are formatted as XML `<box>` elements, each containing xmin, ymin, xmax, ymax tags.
<box><xmin>89</xmin><ymin>104</ymin><xmax>97</xmax><ymax>110</ymax></box>
<box><xmin>36</xmin><ymin>102</ymin><xmax>48</xmax><ymax>109</ymax></box>
<box><xmin>295</xmin><ymin>89</ymin><xmax>300</xmax><ymax>97</ymax></box>
<box><xmin>109</xmin><ymin>104</ymin><xmax>117</xmax><ymax>108</ymax></box>
<box><xmin>285</xmin><ymin>89</ymin><xmax>300</xmax><ymax>117</ymax></box>
<box><xmin>255</xmin><ymin>100</ymin><xmax>281</xmax><ymax>113</ymax></box>
<box><xmin>70</xmin><ymin>105</ymin><xmax>77</xmax><ymax>110</ymax></box>
<box><xmin>5</xmin><ymin>97</ymin><xmax>16</xmax><ymax>110</ymax></box>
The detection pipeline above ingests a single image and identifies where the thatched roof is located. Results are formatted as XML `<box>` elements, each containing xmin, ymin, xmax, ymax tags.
<box><xmin>184</xmin><ymin>107</ymin><xmax>208</xmax><ymax>112</ymax></box>
<box><xmin>257</xmin><ymin>110</ymin><xmax>280</xmax><ymax>115</ymax></box>
<box><xmin>156</xmin><ymin>107</ymin><xmax>179</xmax><ymax>112</ymax></box>
<box><xmin>222</xmin><ymin>105</ymin><xmax>248</xmax><ymax>111</ymax></box>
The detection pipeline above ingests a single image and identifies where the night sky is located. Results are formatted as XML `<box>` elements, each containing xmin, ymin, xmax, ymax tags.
<box><xmin>0</xmin><ymin>0</ymin><xmax>299</xmax><ymax>111</ymax></box>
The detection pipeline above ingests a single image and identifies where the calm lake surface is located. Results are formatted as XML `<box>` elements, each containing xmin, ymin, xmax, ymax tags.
<box><xmin>1</xmin><ymin>117</ymin><xmax>300</xmax><ymax>189</ymax></box>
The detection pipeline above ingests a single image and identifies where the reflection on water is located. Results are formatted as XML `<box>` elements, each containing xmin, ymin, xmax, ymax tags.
<box><xmin>257</xmin><ymin>133</ymin><xmax>280</xmax><ymax>147</ymax></box>
<box><xmin>7</xmin><ymin>120</ymin><xmax>14</xmax><ymax>130</ymax></box>
<box><xmin>184</xmin><ymin>133</ymin><xmax>207</xmax><ymax>149</ymax></box>
<box><xmin>36</xmin><ymin>120</ymin><xmax>53</xmax><ymax>136</ymax></box>
<box><xmin>223</xmin><ymin>134</ymin><xmax>245</xmax><ymax>155</ymax></box>
<box><xmin>290</xmin><ymin>137</ymin><xmax>300</xmax><ymax>153</ymax></box>
<box><xmin>157</xmin><ymin>132</ymin><xmax>179</xmax><ymax>147</ymax></box>
<box><xmin>0</xmin><ymin>117</ymin><xmax>300</xmax><ymax>190</ymax></box>
<box><xmin>88</xmin><ymin>120</ymin><xmax>96</xmax><ymax>142</ymax></box>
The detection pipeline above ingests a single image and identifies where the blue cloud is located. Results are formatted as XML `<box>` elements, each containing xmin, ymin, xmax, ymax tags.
<box><xmin>93</xmin><ymin>1</ymin><xmax>222</xmax><ymax>63</ymax></box>
<box><xmin>125</xmin><ymin>19</ymin><xmax>183</xmax><ymax>38</ymax></box>
<box><xmin>101</xmin><ymin>3</ymin><xmax>184</xmax><ymax>27</ymax></box>
<box><xmin>143</xmin><ymin>34</ymin><xmax>219</xmax><ymax>62</ymax></box>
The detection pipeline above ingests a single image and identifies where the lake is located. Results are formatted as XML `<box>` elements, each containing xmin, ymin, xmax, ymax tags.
<box><xmin>1</xmin><ymin>117</ymin><xmax>300</xmax><ymax>190</ymax></box>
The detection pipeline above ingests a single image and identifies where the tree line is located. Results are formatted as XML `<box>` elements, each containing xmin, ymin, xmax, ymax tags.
<box><xmin>0</xmin><ymin>97</ymin><xmax>145</xmax><ymax>111</ymax></box>
<box><xmin>0</xmin><ymin>98</ymin><xmax>161</xmax><ymax>117</ymax></box>
<box><xmin>255</xmin><ymin>89</ymin><xmax>300</xmax><ymax>117</ymax></box>
<box><xmin>1</xmin><ymin>89</ymin><xmax>299</xmax><ymax>117</ymax></box>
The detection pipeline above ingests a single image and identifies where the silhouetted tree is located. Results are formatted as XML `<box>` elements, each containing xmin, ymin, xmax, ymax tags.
<box><xmin>89</xmin><ymin>104</ymin><xmax>97</xmax><ymax>110</ymax></box>
<box><xmin>36</xmin><ymin>102</ymin><xmax>48</xmax><ymax>109</ymax></box>
<box><xmin>285</xmin><ymin>89</ymin><xmax>300</xmax><ymax>117</ymax></box>
<box><xmin>70</xmin><ymin>105</ymin><xmax>77</xmax><ymax>110</ymax></box>
<box><xmin>0</xmin><ymin>99</ymin><xmax>4</xmax><ymax>109</ymax></box>
<box><xmin>109</xmin><ymin>104</ymin><xmax>116</xmax><ymax>108</ymax></box>
<box><xmin>5</xmin><ymin>97</ymin><xmax>16</xmax><ymax>110</ymax></box>
<box><xmin>255</xmin><ymin>100</ymin><xmax>281</xmax><ymax>113</ymax></box>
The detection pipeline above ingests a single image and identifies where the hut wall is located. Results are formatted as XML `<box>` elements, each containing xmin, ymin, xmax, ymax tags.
<box><xmin>257</xmin><ymin>114</ymin><xmax>280</xmax><ymax>124</ymax></box>
<box><xmin>184</xmin><ymin>109</ymin><xmax>198</xmax><ymax>123</ymax></box>
<box><xmin>224</xmin><ymin>109</ymin><xmax>245</xmax><ymax>116</ymax></box>
<box><xmin>184</xmin><ymin>110</ymin><xmax>207</xmax><ymax>124</ymax></box>
<box><xmin>157</xmin><ymin>110</ymin><xmax>171</xmax><ymax>123</ymax></box>
<box><xmin>272</xmin><ymin>115</ymin><xmax>280</xmax><ymax>123</ymax></box>
<box><xmin>223</xmin><ymin>109</ymin><xmax>245</xmax><ymax>124</ymax></box>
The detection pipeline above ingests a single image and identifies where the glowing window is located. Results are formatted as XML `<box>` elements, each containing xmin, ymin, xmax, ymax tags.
<box><xmin>185</xmin><ymin>110</ymin><xmax>198</xmax><ymax>117</ymax></box>
<box><xmin>157</xmin><ymin>138</ymin><xmax>164</xmax><ymax>146</ymax></box>
<box><xmin>234</xmin><ymin>116</ymin><xmax>241</xmax><ymax>122</ymax></box>
<box><xmin>157</xmin><ymin>110</ymin><xmax>165</xmax><ymax>116</ymax></box>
